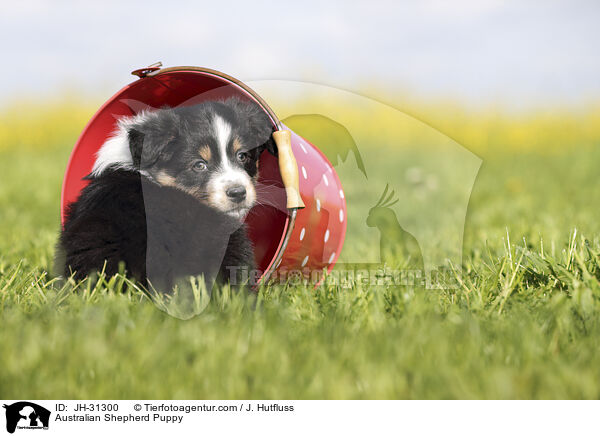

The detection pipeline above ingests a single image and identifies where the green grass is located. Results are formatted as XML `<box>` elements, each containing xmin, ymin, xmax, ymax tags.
<box><xmin>2</xmin><ymin>130</ymin><xmax>600</xmax><ymax>398</ymax></box>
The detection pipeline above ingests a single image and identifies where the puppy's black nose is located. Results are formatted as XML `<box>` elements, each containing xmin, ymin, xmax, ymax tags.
<box><xmin>226</xmin><ymin>185</ymin><xmax>246</xmax><ymax>203</ymax></box>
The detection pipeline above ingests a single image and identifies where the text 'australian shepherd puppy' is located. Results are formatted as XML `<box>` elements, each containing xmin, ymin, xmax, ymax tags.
<box><xmin>55</xmin><ymin>98</ymin><xmax>277</xmax><ymax>293</ymax></box>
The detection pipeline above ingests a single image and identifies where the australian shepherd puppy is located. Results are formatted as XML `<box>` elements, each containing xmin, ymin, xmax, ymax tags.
<box><xmin>55</xmin><ymin>98</ymin><xmax>276</xmax><ymax>292</ymax></box>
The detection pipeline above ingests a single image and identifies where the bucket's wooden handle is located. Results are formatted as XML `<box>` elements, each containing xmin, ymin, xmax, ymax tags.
<box><xmin>273</xmin><ymin>130</ymin><xmax>305</xmax><ymax>209</ymax></box>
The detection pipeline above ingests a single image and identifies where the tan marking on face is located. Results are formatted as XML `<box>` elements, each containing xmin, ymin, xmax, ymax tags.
<box><xmin>156</xmin><ymin>171</ymin><xmax>176</xmax><ymax>187</ymax></box>
<box><xmin>253</xmin><ymin>163</ymin><xmax>260</xmax><ymax>180</ymax></box>
<box><xmin>198</xmin><ymin>145</ymin><xmax>211</xmax><ymax>161</ymax></box>
<box><xmin>184</xmin><ymin>186</ymin><xmax>208</xmax><ymax>203</ymax></box>
<box><xmin>232</xmin><ymin>137</ymin><xmax>243</xmax><ymax>153</ymax></box>
<box><xmin>156</xmin><ymin>170</ymin><xmax>209</xmax><ymax>204</ymax></box>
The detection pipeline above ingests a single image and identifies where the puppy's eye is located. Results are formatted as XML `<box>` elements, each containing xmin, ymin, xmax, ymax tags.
<box><xmin>192</xmin><ymin>160</ymin><xmax>207</xmax><ymax>172</ymax></box>
<box><xmin>236</xmin><ymin>151</ymin><xmax>249</xmax><ymax>163</ymax></box>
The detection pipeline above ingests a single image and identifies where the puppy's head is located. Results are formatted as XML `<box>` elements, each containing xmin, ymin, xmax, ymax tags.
<box><xmin>91</xmin><ymin>98</ymin><xmax>277</xmax><ymax>220</ymax></box>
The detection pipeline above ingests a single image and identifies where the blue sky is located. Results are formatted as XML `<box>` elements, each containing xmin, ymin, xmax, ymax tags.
<box><xmin>1</xmin><ymin>0</ymin><xmax>599</xmax><ymax>108</ymax></box>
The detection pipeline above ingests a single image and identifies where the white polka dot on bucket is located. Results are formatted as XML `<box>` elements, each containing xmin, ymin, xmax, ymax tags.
<box><xmin>339</xmin><ymin>209</ymin><xmax>344</xmax><ymax>222</ymax></box>
<box><xmin>302</xmin><ymin>255</ymin><xmax>309</xmax><ymax>267</ymax></box>
<box><xmin>301</xmin><ymin>166</ymin><xmax>307</xmax><ymax>180</ymax></box>
<box><xmin>322</xmin><ymin>174</ymin><xmax>329</xmax><ymax>186</ymax></box>
<box><xmin>324</xmin><ymin>229</ymin><xmax>330</xmax><ymax>242</ymax></box>
<box><xmin>299</xmin><ymin>227</ymin><xmax>305</xmax><ymax>241</ymax></box>
<box><xmin>316</xmin><ymin>199</ymin><xmax>321</xmax><ymax>212</ymax></box>
<box><xmin>299</xmin><ymin>142</ymin><xmax>308</xmax><ymax>154</ymax></box>
<box><xmin>328</xmin><ymin>252</ymin><xmax>336</xmax><ymax>264</ymax></box>
<box><xmin>339</xmin><ymin>189</ymin><xmax>344</xmax><ymax>199</ymax></box>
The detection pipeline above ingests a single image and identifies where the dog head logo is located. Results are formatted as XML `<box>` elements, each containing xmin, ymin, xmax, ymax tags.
<box><xmin>3</xmin><ymin>402</ymin><xmax>50</xmax><ymax>434</ymax></box>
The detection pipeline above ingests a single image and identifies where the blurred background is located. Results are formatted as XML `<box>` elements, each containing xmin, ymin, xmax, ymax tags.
<box><xmin>1</xmin><ymin>0</ymin><xmax>600</xmax><ymax>107</ymax></box>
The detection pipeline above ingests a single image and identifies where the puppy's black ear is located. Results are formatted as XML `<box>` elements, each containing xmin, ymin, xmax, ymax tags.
<box><xmin>127</xmin><ymin>116</ymin><xmax>176</xmax><ymax>170</ymax></box>
<box><xmin>260</xmin><ymin>135</ymin><xmax>278</xmax><ymax>156</ymax></box>
<box><xmin>224</xmin><ymin>97</ymin><xmax>278</xmax><ymax>155</ymax></box>
<box><xmin>128</xmin><ymin>128</ymin><xmax>145</xmax><ymax>168</ymax></box>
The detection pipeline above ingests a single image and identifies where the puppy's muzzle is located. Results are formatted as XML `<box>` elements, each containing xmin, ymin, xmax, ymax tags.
<box><xmin>226</xmin><ymin>185</ymin><xmax>247</xmax><ymax>203</ymax></box>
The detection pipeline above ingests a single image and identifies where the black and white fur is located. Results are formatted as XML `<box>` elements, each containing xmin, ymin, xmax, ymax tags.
<box><xmin>56</xmin><ymin>98</ymin><xmax>276</xmax><ymax>292</ymax></box>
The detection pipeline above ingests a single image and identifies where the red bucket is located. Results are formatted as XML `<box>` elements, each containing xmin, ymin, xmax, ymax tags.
<box><xmin>60</xmin><ymin>64</ymin><xmax>347</xmax><ymax>284</ymax></box>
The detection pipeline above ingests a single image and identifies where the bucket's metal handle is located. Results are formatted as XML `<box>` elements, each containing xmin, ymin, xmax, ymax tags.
<box><xmin>272</xmin><ymin>130</ymin><xmax>306</xmax><ymax>210</ymax></box>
